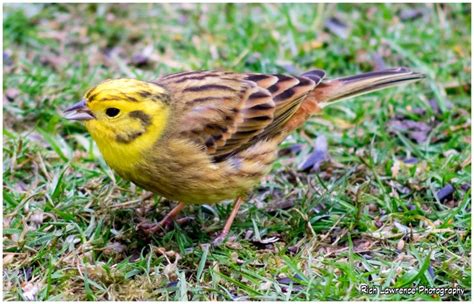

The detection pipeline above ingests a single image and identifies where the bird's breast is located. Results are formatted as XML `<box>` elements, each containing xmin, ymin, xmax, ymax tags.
<box><xmin>128</xmin><ymin>137</ymin><xmax>280</xmax><ymax>204</ymax></box>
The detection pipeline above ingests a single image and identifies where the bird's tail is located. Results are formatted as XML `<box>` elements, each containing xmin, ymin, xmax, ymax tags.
<box><xmin>283</xmin><ymin>67</ymin><xmax>425</xmax><ymax>132</ymax></box>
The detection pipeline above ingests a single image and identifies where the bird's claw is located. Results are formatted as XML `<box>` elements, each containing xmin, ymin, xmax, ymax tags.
<box><xmin>137</xmin><ymin>220</ymin><xmax>172</xmax><ymax>235</ymax></box>
<box><xmin>137</xmin><ymin>216</ymin><xmax>195</xmax><ymax>235</ymax></box>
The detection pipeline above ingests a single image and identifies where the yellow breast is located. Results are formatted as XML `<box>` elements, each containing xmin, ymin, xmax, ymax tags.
<box><xmin>129</xmin><ymin>136</ymin><xmax>280</xmax><ymax>204</ymax></box>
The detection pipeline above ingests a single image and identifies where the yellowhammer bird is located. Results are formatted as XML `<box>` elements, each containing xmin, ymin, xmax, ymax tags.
<box><xmin>64</xmin><ymin>67</ymin><xmax>424</xmax><ymax>244</ymax></box>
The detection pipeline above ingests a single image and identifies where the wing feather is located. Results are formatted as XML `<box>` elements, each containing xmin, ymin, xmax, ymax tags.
<box><xmin>157</xmin><ymin>70</ymin><xmax>322</xmax><ymax>161</ymax></box>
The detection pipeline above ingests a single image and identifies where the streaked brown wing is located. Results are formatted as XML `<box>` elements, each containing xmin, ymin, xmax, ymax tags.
<box><xmin>157</xmin><ymin>70</ymin><xmax>324</xmax><ymax>161</ymax></box>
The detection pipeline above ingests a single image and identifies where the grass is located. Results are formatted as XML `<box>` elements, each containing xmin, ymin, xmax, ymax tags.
<box><xmin>2</xmin><ymin>3</ymin><xmax>471</xmax><ymax>301</ymax></box>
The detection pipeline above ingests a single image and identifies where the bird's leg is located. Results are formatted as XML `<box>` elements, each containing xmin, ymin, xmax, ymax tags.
<box><xmin>212</xmin><ymin>197</ymin><xmax>243</xmax><ymax>245</ymax></box>
<box><xmin>159</xmin><ymin>202</ymin><xmax>187</xmax><ymax>227</ymax></box>
<box><xmin>138</xmin><ymin>202</ymin><xmax>186</xmax><ymax>234</ymax></box>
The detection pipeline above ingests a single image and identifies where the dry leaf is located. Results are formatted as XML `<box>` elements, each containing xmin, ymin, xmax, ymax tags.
<box><xmin>5</xmin><ymin>88</ymin><xmax>20</xmax><ymax>102</ymax></box>
<box><xmin>391</xmin><ymin>159</ymin><xmax>401</xmax><ymax>178</ymax></box>
<box><xmin>436</xmin><ymin>184</ymin><xmax>455</xmax><ymax>202</ymax></box>
<box><xmin>299</xmin><ymin>134</ymin><xmax>329</xmax><ymax>172</ymax></box>
<box><xmin>324</xmin><ymin>16</ymin><xmax>349</xmax><ymax>39</ymax></box>
<box><xmin>259</xmin><ymin>280</ymin><xmax>272</xmax><ymax>291</ymax></box>
<box><xmin>397</xmin><ymin>239</ymin><xmax>405</xmax><ymax>251</ymax></box>
<box><xmin>21</xmin><ymin>282</ymin><xmax>41</xmax><ymax>301</ymax></box>
<box><xmin>30</xmin><ymin>211</ymin><xmax>44</xmax><ymax>225</ymax></box>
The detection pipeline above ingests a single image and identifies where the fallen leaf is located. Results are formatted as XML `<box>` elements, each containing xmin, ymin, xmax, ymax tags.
<box><xmin>278</xmin><ymin>62</ymin><xmax>301</xmax><ymax>75</ymax></box>
<box><xmin>399</xmin><ymin>8</ymin><xmax>425</xmax><ymax>21</ymax></box>
<box><xmin>166</xmin><ymin>281</ymin><xmax>178</xmax><ymax>288</ymax></box>
<box><xmin>372</xmin><ymin>52</ymin><xmax>387</xmax><ymax>70</ymax></box>
<box><xmin>39</xmin><ymin>54</ymin><xmax>67</xmax><ymax>70</ymax></box>
<box><xmin>102</xmin><ymin>241</ymin><xmax>126</xmax><ymax>256</ymax></box>
<box><xmin>387</xmin><ymin>118</ymin><xmax>432</xmax><ymax>143</ymax></box>
<box><xmin>391</xmin><ymin>159</ymin><xmax>401</xmax><ymax>178</ymax></box>
<box><xmin>244</xmin><ymin>229</ymin><xmax>253</xmax><ymax>240</ymax></box>
<box><xmin>353</xmin><ymin>238</ymin><xmax>375</xmax><ymax>252</ymax></box>
<box><xmin>277</xmin><ymin>274</ymin><xmax>305</xmax><ymax>292</ymax></box>
<box><xmin>428</xmin><ymin>98</ymin><xmax>440</xmax><ymax>114</ymax></box>
<box><xmin>460</xmin><ymin>183</ymin><xmax>470</xmax><ymax>192</ymax></box>
<box><xmin>5</xmin><ymin>88</ymin><xmax>20</xmax><ymax>102</ymax></box>
<box><xmin>331</xmin><ymin>118</ymin><xmax>354</xmax><ymax>129</ymax></box>
<box><xmin>397</xmin><ymin>238</ymin><xmax>405</xmax><ymax>251</ymax></box>
<box><xmin>299</xmin><ymin>134</ymin><xmax>329</xmax><ymax>172</ymax></box>
<box><xmin>4</xmin><ymin>51</ymin><xmax>13</xmax><ymax>66</ymax></box>
<box><xmin>163</xmin><ymin>262</ymin><xmax>178</xmax><ymax>281</ymax></box>
<box><xmin>374</xmin><ymin>218</ymin><xmax>383</xmax><ymax>228</ymax></box>
<box><xmin>21</xmin><ymin>282</ymin><xmax>41</xmax><ymax>301</ymax></box>
<box><xmin>287</xmin><ymin>245</ymin><xmax>300</xmax><ymax>255</ymax></box>
<box><xmin>252</xmin><ymin>236</ymin><xmax>280</xmax><ymax>245</ymax></box>
<box><xmin>403</xmin><ymin>157</ymin><xmax>418</xmax><ymax>164</ymax></box>
<box><xmin>230</xmin><ymin>251</ymin><xmax>244</xmax><ymax>264</ymax></box>
<box><xmin>266</xmin><ymin>198</ymin><xmax>295</xmax><ymax>213</ymax></box>
<box><xmin>428</xmin><ymin>265</ymin><xmax>435</xmax><ymax>278</ymax></box>
<box><xmin>324</xmin><ymin>16</ymin><xmax>349</xmax><ymax>39</ymax></box>
<box><xmin>278</xmin><ymin>144</ymin><xmax>302</xmax><ymax>157</ymax></box>
<box><xmin>394</xmin><ymin>221</ymin><xmax>410</xmax><ymax>234</ymax></box>
<box><xmin>259</xmin><ymin>280</ymin><xmax>272</xmax><ymax>291</ymax></box>
<box><xmin>30</xmin><ymin>210</ymin><xmax>44</xmax><ymax>225</ymax></box>
<box><xmin>130</xmin><ymin>53</ymin><xmax>150</xmax><ymax>67</ymax></box>
<box><xmin>436</xmin><ymin>184</ymin><xmax>455</xmax><ymax>203</ymax></box>
<box><xmin>402</xmin><ymin>120</ymin><xmax>431</xmax><ymax>131</ymax></box>
<box><xmin>224</xmin><ymin>238</ymin><xmax>243</xmax><ymax>250</ymax></box>
<box><xmin>409</xmin><ymin>130</ymin><xmax>428</xmax><ymax>143</ymax></box>
<box><xmin>3</xmin><ymin>253</ymin><xmax>15</xmax><ymax>265</ymax></box>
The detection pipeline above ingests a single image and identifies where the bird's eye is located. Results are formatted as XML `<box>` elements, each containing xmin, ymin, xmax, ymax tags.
<box><xmin>105</xmin><ymin>108</ymin><xmax>120</xmax><ymax>117</ymax></box>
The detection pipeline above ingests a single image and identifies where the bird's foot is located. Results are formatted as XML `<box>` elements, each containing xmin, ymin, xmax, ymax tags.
<box><xmin>137</xmin><ymin>219</ymin><xmax>173</xmax><ymax>235</ymax></box>
<box><xmin>211</xmin><ymin>197</ymin><xmax>244</xmax><ymax>246</ymax></box>
<box><xmin>137</xmin><ymin>202</ymin><xmax>187</xmax><ymax>235</ymax></box>
<box><xmin>138</xmin><ymin>216</ymin><xmax>195</xmax><ymax>235</ymax></box>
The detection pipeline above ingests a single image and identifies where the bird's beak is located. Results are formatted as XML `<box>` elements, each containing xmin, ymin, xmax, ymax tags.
<box><xmin>63</xmin><ymin>99</ymin><xmax>95</xmax><ymax>121</ymax></box>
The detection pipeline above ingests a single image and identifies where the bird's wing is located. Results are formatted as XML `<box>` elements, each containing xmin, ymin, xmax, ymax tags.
<box><xmin>157</xmin><ymin>70</ymin><xmax>324</xmax><ymax>161</ymax></box>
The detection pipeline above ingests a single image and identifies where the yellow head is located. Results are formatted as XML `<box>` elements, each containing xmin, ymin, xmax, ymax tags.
<box><xmin>64</xmin><ymin>79</ymin><xmax>170</xmax><ymax>174</ymax></box>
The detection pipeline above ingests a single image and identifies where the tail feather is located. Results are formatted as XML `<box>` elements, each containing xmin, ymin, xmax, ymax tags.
<box><xmin>317</xmin><ymin>67</ymin><xmax>425</xmax><ymax>106</ymax></box>
<box><xmin>283</xmin><ymin>67</ymin><xmax>425</xmax><ymax>132</ymax></box>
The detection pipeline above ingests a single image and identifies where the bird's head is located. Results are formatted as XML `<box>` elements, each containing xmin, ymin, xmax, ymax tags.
<box><xmin>64</xmin><ymin>78</ymin><xmax>170</xmax><ymax>145</ymax></box>
<box><xmin>64</xmin><ymin>79</ymin><xmax>171</xmax><ymax>170</ymax></box>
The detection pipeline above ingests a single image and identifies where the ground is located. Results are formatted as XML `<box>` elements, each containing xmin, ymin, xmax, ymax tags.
<box><xmin>2</xmin><ymin>3</ymin><xmax>471</xmax><ymax>301</ymax></box>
